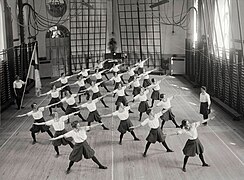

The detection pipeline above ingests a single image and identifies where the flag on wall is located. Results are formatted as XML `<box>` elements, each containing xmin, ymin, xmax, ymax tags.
<box><xmin>29</xmin><ymin>43</ymin><xmax>42</xmax><ymax>96</ymax></box>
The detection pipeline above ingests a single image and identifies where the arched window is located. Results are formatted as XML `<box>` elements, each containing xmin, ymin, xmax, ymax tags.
<box><xmin>213</xmin><ymin>0</ymin><xmax>229</xmax><ymax>57</ymax></box>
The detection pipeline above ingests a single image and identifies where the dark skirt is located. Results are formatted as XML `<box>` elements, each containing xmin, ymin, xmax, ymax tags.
<box><xmin>114</xmin><ymin>82</ymin><xmax>122</xmax><ymax>90</ymax></box>
<box><xmin>69</xmin><ymin>140</ymin><xmax>95</xmax><ymax>162</ymax></box>
<box><xmin>85</xmin><ymin>77</ymin><xmax>92</xmax><ymax>85</ymax></box>
<box><xmin>66</xmin><ymin>104</ymin><xmax>79</xmax><ymax>115</ymax></box>
<box><xmin>78</xmin><ymin>86</ymin><xmax>87</xmax><ymax>93</ymax></box>
<box><xmin>183</xmin><ymin>138</ymin><xmax>204</xmax><ymax>157</ymax></box>
<box><xmin>146</xmin><ymin>128</ymin><xmax>166</xmax><ymax>143</ymax></box>
<box><xmin>138</xmin><ymin>67</ymin><xmax>143</xmax><ymax>75</ymax></box>
<box><xmin>49</xmin><ymin>97</ymin><xmax>63</xmax><ymax>108</ymax></box>
<box><xmin>96</xmin><ymin>78</ymin><xmax>105</xmax><ymax>86</ymax></box>
<box><xmin>128</xmin><ymin>76</ymin><xmax>134</xmax><ymax>83</ymax></box>
<box><xmin>115</xmin><ymin>96</ymin><xmax>128</xmax><ymax>106</ymax></box>
<box><xmin>133</xmin><ymin>86</ymin><xmax>141</xmax><ymax>96</ymax></box>
<box><xmin>30</xmin><ymin>118</ymin><xmax>50</xmax><ymax>133</ymax></box>
<box><xmin>92</xmin><ymin>92</ymin><xmax>102</xmax><ymax>100</ymax></box>
<box><xmin>160</xmin><ymin>109</ymin><xmax>175</xmax><ymax>121</ymax></box>
<box><xmin>61</xmin><ymin>83</ymin><xmax>71</xmax><ymax>92</ymax></box>
<box><xmin>117</xmin><ymin>118</ymin><xmax>133</xmax><ymax>134</ymax></box>
<box><xmin>200</xmin><ymin>102</ymin><xmax>210</xmax><ymax>116</ymax></box>
<box><xmin>98</xmin><ymin>68</ymin><xmax>104</xmax><ymax>72</ymax></box>
<box><xmin>15</xmin><ymin>88</ymin><xmax>23</xmax><ymax>107</ymax></box>
<box><xmin>138</xmin><ymin>101</ymin><xmax>149</xmax><ymax>113</ymax></box>
<box><xmin>52</xmin><ymin>129</ymin><xmax>72</xmax><ymax>146</ymax></box>
<box><xmin>151</xmin><ymin>90</ymin><xmax>160</xmax><ymax>100</ymax></box>
<box><xmin>15</xmin><ymin>88</ymin><xmax>23</xmax><ymax>98</ymax></box>
<box><xmin>87</xmin><ymin>110</ymin><xmax>101</xmax><ymax>123</ymax></box>
<box><xmin>143</xmin><ymin>79</ymin><xmax>151</xmax><ymax>88</ymax></box>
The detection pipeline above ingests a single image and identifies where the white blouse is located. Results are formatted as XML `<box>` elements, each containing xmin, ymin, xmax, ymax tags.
<box><xmin>112</xmin><ymin>106</ymin><xmax>130</xmax><ymax>120</ymax></box>
<box><xmin>13</xmin><ymin>80</ymin><xmax>25</xmax><ymax>89</ymax></box>
<box><xmin>113</xmin><ymin>75</ymin><xmax>121</xmax><ymax>83</ymax></box>
<box><xmin>177</xmin><ymin>122</ymin><xmax>200</xmax><ymax>140</ymax></box>
<box><xmin>112</xmin><ymin>65</ymin><xmax>120</xmax><ymax>72</ymax></box>
<box><xmin>114</xmin><ymin>87</ymin><xmax>126</xmax><ymax>96</ymax></box>
<box><xmin>95</xmin><ymin>72</ymin><xmax>102</xmax><ymax>80</ymax></box>
<box><xmin>81</xmin><ymin>100</ymin><xmax>98</xmax><ymax>112</ymax></box>
<box><xmin>153</xmin><ymin>83</ymin><xmax>160</xmax><ymax>91</ymax></box>
<box><xmin>90</xmin><ymin>85</ymin><xmax>99</xmax><ymax>93</ymax></box>
<box><xmin>75</xmin><ymin>80</ymin><xmax>85</xmax><ymax>87</ymax></box>
<box><xmin>62</xmin><ymin>94</ymin><xmax>77</xmax><ymax>105</ymax></box>
<box><xmin>49</xmin><ymin>90</ymin><xmax>60</xmax><ymax>98</ymax></box>
<box><xmin>60</xmin><ymin>77</ymin><xmax>69</xmax><ymax>84</ymax></box>
<box><xmin>133</xmin><ymin>79</ymin><xmax>140</xmax><ymax>87</ymax></box>
<box><xmin>128</xmin><ymin>68</ymin><xmax>136</xmax><ymax>76</ymax></box>
<box><xmin>144</xmin><ymin>74</ymin><xmax>149</xmax><ymax>79</ymax></box>
<box><xmin>157</xmin><ymin>97</ymin><xmax>173</xmax><ymax>109</ymax></box>
<box><xmin>27</xmin><ymin>107</ymin><xmax>45</xmax><ymax>119</ymax></box>
<box><xmin>138</xmin><ymin>61</ymin><xmax>144</xmax><ymax>68</ymax></box>
<box><xmin>64</xmin><ymin>128</ymin><xmax>89</xmax><ymax>143</ymax></box>
<box><xmin>134</xmin><ymin>90</ymin><xmax>149</xmax><ymax>101</ymax></box>
<box><xmin>98</xmin><ymin>62</ymin><xmax>104</xmax><ymax>69</ymax></box>
<box><xmin>141</xmin><ymin>112</ymin><xmax>162</xmax><ymax>129</ymax></box>
<box><xmin>45</xmin><ymin>115</ymin><xmax>68</xmax><ymax>131</ymax></box>
<box><xmin>200</xmin><ymin>93</ymin><xmax>211</xmax><ymax>105</ymax></box>
<box><xmin>81</xmin><ymin>70</ymin><xmax>89</xmax><ymax>77</ymax></box>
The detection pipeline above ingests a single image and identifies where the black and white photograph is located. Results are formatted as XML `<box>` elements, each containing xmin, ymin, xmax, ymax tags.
<box><xmin>0</xmin><ymin>0</ymin><xmax>244</xmax><ymax>179</ymax></box>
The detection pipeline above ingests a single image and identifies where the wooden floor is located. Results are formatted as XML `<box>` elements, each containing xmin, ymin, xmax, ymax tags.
<box><xmin>1</xmin><ymin>74</ymin><xmax>244</xmax><ymax>180</ymax></box>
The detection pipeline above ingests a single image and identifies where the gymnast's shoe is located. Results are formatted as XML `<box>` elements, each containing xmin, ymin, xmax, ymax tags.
<box><xmin>99</xmin><ymin>165</ymin><xmax>107</xmax><ymax>169</ymax></box>
<box><xmin>103</xmin><ymin>127</ymin><xmax>109</xmax><ymax>130</ymax></box>
<box><xmin>66</xmin><ymin>168</ymin><xmax>71</xmax><ymax>174</ymax></box>
<box><xmin>202</xmin><ymin>163</ymin><xmax>210</xmax><ymax>167</ymax></box>
<box><xmin>134</xmin><ymin>137</ymin><xmax>140</xmax><ymax>141</ymax></box>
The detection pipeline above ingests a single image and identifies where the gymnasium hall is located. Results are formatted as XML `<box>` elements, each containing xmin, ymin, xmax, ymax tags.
<box><xmin>0</xmin><ymin>0</ymin><xmax>244</xmax><ymax>179</ymax></box>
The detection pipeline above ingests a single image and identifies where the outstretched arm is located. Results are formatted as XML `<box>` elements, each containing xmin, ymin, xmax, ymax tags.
<box><xmin>100</xmin><ymin>113</ymin><xmax>114</xmax><ymax>118</ymax></box>
<box><xmin>50</xmin><ymin>134</ymin><xmax>65</xmax><ymax>141</ymax></box>
<box><xmin>78</xmin><ymin>123</ymin><xmax>104</xmax><ymax>131</ymax></box>
<box><xmin>129</xmin><ymin>123</ymin><xmax>142</xmax><ymax>129</ymax></box>
<box><xmin>99</xmin><ymin>69</ymin><xmax>107</xmax><ymax>74</ymax></box>
<box><xmin>96</xmin><ymin>81</ymin><xmax>104</xmax><ymax>86</ymax></box>
<box><xmin>16</xmin><ymin>113</ymin><xmax>29</xmax><ymax>118</ymax></box>
<box><xmin>44</xmin><ymin>101</ymin><xmax>61</xmax><ymax>109</ymax></box>
<box><xmin>88</xmin><ymin>123</ymin><xmax>103</xmax><ymax>129</ymax></box>
<box><xmin>39</xmin><ymin>91</ymin><xmax>50</xmax><ymax>97</ymax></box>
<box><xmin>142</xmin><ymin>58</ymin><xmax>149</xmax><ymax>63</ymax></box>
<box><xmin>97</xmin><ymin>91</ymin><xmax>113</xmax><ymax>100</ymax></box>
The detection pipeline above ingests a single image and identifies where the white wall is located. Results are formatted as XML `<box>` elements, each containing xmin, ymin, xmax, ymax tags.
<box><xmin>159</xmin><ymin>0</ymin><xmax>187</xmax><ymax>55</ymax></box>
<box><xmin>230</xmin><ymin>0</ymin><xmax>244</xmax><ymax>51</ymax></box>
<box><xmin>0</xmin><ymin>0</ymin><xmax>6</xmax><ymax>52</ymax></box>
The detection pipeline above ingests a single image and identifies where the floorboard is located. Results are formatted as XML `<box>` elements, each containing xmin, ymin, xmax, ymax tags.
<box><xmin>0</xmin><ymin>75</ymin><xmax>244</xmax><ymax>180</ymax></box>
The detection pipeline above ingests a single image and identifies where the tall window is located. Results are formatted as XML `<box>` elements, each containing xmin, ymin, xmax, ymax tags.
<box><xmin>118</xmin><ymin>0</ymin><xmax>162</xmax><ymax>67</ymax></box>
<box><xmin>193</xmin><ymin>0</ymin><xmax>198</xmax><ymax>48</ymax></box>
<box><xmin>213</xmin><ymin>0</ymin><xmax>229</xmax><ymax>56</ymax></box>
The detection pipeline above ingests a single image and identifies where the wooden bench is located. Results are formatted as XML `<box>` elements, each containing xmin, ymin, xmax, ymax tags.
<box><xmin>212</xmin><ymin>97</ymin><xmax>242</xmax><ymax>121</ymax></box>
